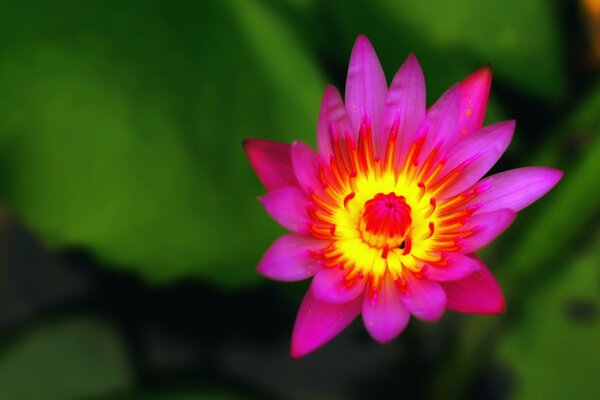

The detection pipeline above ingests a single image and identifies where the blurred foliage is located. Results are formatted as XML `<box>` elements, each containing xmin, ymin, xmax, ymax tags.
<box><xmin>0</xmin><ymin>0</ymin><xmax>323</xmax><ymax>287</ymax></box>
<box><xmin>496</xmin><ymin>233</ymin><xmax>600</xmax><ymax>400</ymax></box>
<box><xmin>0</xmin><ymin>317</ymin><xmax>132</xmax><ymax>400</ymax></box>
<box><xmin>101</xmin><ymin>388</ymin><xmax>245</xmax><ymax>400</ymax></box>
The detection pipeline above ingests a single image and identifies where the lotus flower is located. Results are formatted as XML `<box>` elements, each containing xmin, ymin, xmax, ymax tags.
<box><xmin>243</xmin><ymin>35</ymin><xmax>562</xmax><ymax>358</ymax></box>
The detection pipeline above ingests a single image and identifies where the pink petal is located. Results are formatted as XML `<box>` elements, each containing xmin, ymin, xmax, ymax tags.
<box><xmin>362</xmin><ymin>274</ymin><xmax>410</xmax><ymax>343</ymax></box>
<box><xmin>243</xmin><ymin>139</ymin><xmax>297</xmax><ymax>190</ymax></box>
<box><xmin>317</xmin><ymin>85</ymin><xmax>354</xmax><ymax>161</ymax></box>
<box><xmin>473</xmin><ymin>167</ymin><xmax>563</xmax><ymax>213</ymax></box>
<box><xmin>345</xmin><ymin>35</ymin><xmax>387</xmax><ymax>143</ymax></box>
<box><xmin>456</xmin><ymin>66</ymin><xmax>492</xmax><ymax>138</ymax></box>
<box><xmin>441</xmin><ymin>258</ymin><xmax>505</xmax><ymax>314</ymax></box>
<box><xmin>400</xmin><ymin>273</ymin><xmax>446</xmax><ymax>321</ymax></box>
<box><xmin>310</xmin><ymin>267</ymin><xmax>366</xmax><ymax>303</ymax></box>
<box><xmin>427</xmin><ymin>252</ymin><xmax>481</xmax><ymax>282</ymax></box>
<box><xmin>259</xmin><ymin>187</ymin><xmax>310</xmax><ymax>234</ymax></box>
<box><xmin>257</xmin><ymin>234</ymin><xmax>326</xmax><ymax>282</ymax></box>
<box><xmin>291</xmin><ymin>289</ymin><xmax>362</xmax><ymax>358</ymax></box>
<box><xmin>381</xmin><ymin>53</ymin><xmax>426</xmax><ymax>162</ymax></box>
<box><xmin>291</xmin><ymin>141</ymin><xmax>324</xmax><ymax>196</ymax></box>
<box><xmin>441</xmin><ymin>120</ymin><xmax>515</xmax><ymax>198</ymax></box>
<box><xmin>458</xmin><ymin>209</ymin><xmax>516</xmax><ymax>253</ymax></box>
<box><xmin>418</xmin><ymin>84</ymin><xmax>461</xmax><ymax>160</ymax></box>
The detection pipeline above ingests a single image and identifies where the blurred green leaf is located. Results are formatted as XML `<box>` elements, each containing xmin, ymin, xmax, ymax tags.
<box><xmin>0</xmin><ymin>0</ymin><xmax>324</xmax><ymax>286</ymax></box>
<box><xmin>496</xmin><ymin>235</ymin><xmax>600</xmax><ymax>400</ymax></box>
<box><xmin>0</xmin><ymin>317</ymin><xmax>132</xmax><ymax>400</ymax></box>
<box><xmin>101</xmin><ymin>388</ymin><xmax>245</xmax><ymax>400</ymax></box>
<box><xmin>319</xmin><ymin>0</ymin><xmax>562</xmax><ymax>100</ymax></box>
<box><xmin>377</xmin><ymin>0</ymin><xmax>564</xmax><ymax>100</ymax></box>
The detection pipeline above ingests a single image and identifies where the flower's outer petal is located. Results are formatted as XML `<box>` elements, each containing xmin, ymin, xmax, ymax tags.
<box><xmin>291</xmin><ymin>289</ymin><xmax>362</xmax><ymax>358</ymax></box>
<box><xmin>257</xmin><ymin>234</ymin><xmax>326</xmax><ymax>282</ymax></box>
<box><xmin>259</xmin><ymin>187</ymin><xmax>310</xmax><ymax>234</ymax></box>
<box><xmin>456</xmin><ymin>66</ymin><xmax>492</xmax><ymax>138</ymax></box>
<box><xmin>458</xmin><ymin>209</ymin><xmax>516</xmax><ymax>253</ymax></box>
<box><xmin>441</xmin><ymin>257</ymin><xmax>505</xmax><ymax>314</ymax></box>
<box><xmin>400</xmin><ymin>273</ymin><xmax>446</xmax><ymax>321</ymax></box>
<box><xmin>381</xmin><ymin>53</ymin><xmax>426</xmax><ymax>161</ymax></box>
<box><xmin>418</xmin><ymin>84</ymin><xmax>461</xmax><ymax>159</ymax></box>
<box><xmin>441</xmin><ymin>120</ymin><xmax>515</xmax><ymax>198</ymax></box>
<box><xmin>311</xmin><ymin>267</ymin><xmax>366</xmax><ymax>303</ymax></box>
<box><xmin>427</xmin><ymin>252</ymin><xmax>481</xmax><ymax>282</ymax></box>
<box><xmin>291</xmin><ymin>141</ymin><xmax>324</xmax><ymax>196</ymax></box>
<box><xmin>317</xmin><ymin>85</ymin><xmax>354</xmax><ymax>161</ymax></box>
<box><xmin>345</xmin><ymin>35</ymin><xmax>387</xmax><ymax>143</ymax></box>
<box><xmin>243</xmin><ymin>139</ymin><xmax>298</xmax><ymax>190</ymax></box>
<box><xmin>362</xmin><ymin>274</ymin><xmax>410</xmax><ymax>343</ymax></box>
<box><xmin>472</xmin><ymin>167</ymin><xmax>563</xmax><ymax>213</ymax></box>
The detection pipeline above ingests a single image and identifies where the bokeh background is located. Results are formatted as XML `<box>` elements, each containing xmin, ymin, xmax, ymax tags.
<box><xmin>0</xmin><ymin>0</ymin><xmax>598</xmax><ymax>399</ymax></box>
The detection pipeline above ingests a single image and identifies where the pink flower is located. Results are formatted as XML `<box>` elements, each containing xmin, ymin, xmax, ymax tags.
<box><xmin>243</xmin><ymin>35</ymin><xmax>562</xmax><ymax>358</ymax></box>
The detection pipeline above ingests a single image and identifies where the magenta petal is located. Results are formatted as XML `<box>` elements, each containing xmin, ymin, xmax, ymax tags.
<box><xmin>317</xmin><ymin>85</ymin><xmax>354</xmax><ymax>160</ymax></box>
<box><xmin>474</xmin><ymin>167</ymin><xmax>563</xmax><ymax>213</ymax></box>
<box><xmin>418</xmin><ymin>84</ymin><xmax>461</xmax><ymax>158</ymax></box>
<box><xmin>257</xmin><ymin>234</ymin><xmax>326</xmax><ymax>282</ymax></box>
<box><xmin>441</xmin><ymin>258</ymin><xmax>505</xmax><ymax>314</ymax></box>
<box><xmin>456</xmin><ymin>66</ymin><xmax>492</xmax><ymax>137</ymax></box>
<box><xmin>427</xmin><ymin>252</ymin><xmax>481</xmax><ymax>282</ymax></box>
<box><xmin>260</xmin><ymin>187</ymin><xmax>310</xmax><ymax>233</ymax></box>
<box><xmin>291</xmin><ymin>141</ymin><xmax>324</xmax><ymax>196</ymax></box>
<box><xmin>243</xmin><ymin>139</ymin><xmax>297</xmax><ymax>190</ymax></box>
<box><xmin>362</xmin><ymin>275</ymin><xmax>410</xmax><ymax>343</ymax></box>
<box><xmin>345</xmin><ymin>35</ymin><xmax>387</xmax><ymax>143</ymax></box>
<box><xmin>311</xmin><ymin>267</ymin><xmax>366</xmax><ymax>303</ymax></box>
<box><xmin>441</xmin><ymin>120</ymin><xmax>515</xmax><ymax>198</ymax></box>
<box><xmin>400</xmin><ymin>273</ymin><xmax>446</xmax><ymax>321</ymax></box>
<box><xmin>381</xmin><ymin>53</ymin><xmax>426</xmax><ymax>161</ymax></box>
<box><xmin>291</xmin><ymin>289</ymin><xmax>362</xmax><ymax>358</ymax></box>
<box><xmin>459</xmin><ymin>209</ymin><xmax>516</xmax><ymax>253</ymax></box>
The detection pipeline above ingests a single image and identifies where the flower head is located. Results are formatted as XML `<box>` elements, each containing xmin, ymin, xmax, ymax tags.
<box><xmin>244</xmin><ymin>35</ymin><xmax>562</xmax><ymax>357</ymax></box>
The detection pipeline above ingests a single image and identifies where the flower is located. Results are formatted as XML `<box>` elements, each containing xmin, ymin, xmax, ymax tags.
<box><xmin>243</xmin><ymin>35</ymin><xmax>562</xmax><ymax>358</ymax></box>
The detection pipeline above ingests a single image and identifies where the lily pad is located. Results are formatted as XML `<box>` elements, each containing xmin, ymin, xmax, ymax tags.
<box><xmin>0</xmin><ymin>317</ymin><xmax>132</xmax><ymax>400</ymax></box>
<box><xmin>0</xmin><ymin>0</ymin><xmax>324</xmax><ymax>286</ymax></box>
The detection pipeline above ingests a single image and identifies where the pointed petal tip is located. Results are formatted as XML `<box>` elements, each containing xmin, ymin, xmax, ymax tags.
<box><xmin>290</xmin><ymin>339</ymin><xmax>321</xmax><ymax>358</ymax></box>
<box><xmin>442</xmin><ymin>259</ymin><xmax>506</xmax><ymax>315</ymax></box>
<box><xmin>548</xmin><ymin>167</ymin><xmax>564</xmax><ymax>184</ymax></box>
<box><xmin>354</xmin><ymin>34</ymin><xmax>372</xmax><ymax>47</ymax></box>
<box><xmin>290</xmin><ymin>342</ymin><xmax>310</xmax><ymax>359</ymax></box>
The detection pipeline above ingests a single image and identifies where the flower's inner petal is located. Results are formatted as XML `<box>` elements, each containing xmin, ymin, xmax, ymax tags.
<box><xmin>381</xmin><ymin>53</ymin><xmax>426</xmax><ymax>162</ymax></box>
<box><xmin>291</xmin><ymin>141</ymin><xmax>324</xmax><ymax>196</ymax></box>
<box><xmin>457</xmin><ymin>209</ymin><xmax>516</xmax><ymax>253</ymax></box>
<box><xmin>426</xmin><ymin>252</ymin><xmax>481</xmax><ymax>281</ymax></box>
<box><xmin>362</xmin><ymin>273</ymin><xmax>410</xmax><ymax>343</ymax></box>
<box><xmin>345</xmin><ymin>35</ymin><xmax>387</xmax><ymax>146</ymax></box>
<box><xmin>439</xmin><ymin>120</ymin><xmax>515</xmax><ymax>198</ymax></box>
<box><xmin>399</xmin><ymin>272</ymin><xmax>446</xmax><ymax>321</ymax></box>
<box><xmin>258</xmin><ymin>234</ymin><xmax>327</xmax><ymax>281</ymax></box>
<box><xmin>260</xmin><ymin>187</ymin><xmax>310</xmax><ymax>234</ymax></box>
<box><xmin>455</xmin><ymin>66</ymin><xmax>492</xmax><ymax>138</ymax></box>
<box><xmin>317</xmin><ymin>85</ymin><xmax>355</xmax><ymax>162</ymax></box>
<box><xmin>311</xmin><ymin>266</ymin><xmax>366</xmax><ymax>303</ymax></box>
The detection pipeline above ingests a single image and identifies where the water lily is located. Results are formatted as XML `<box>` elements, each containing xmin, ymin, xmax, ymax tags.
<box><xmin>244</xmin><ymin>35</ymin><xmax>562</xmax><ymax>357</ymax></box>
